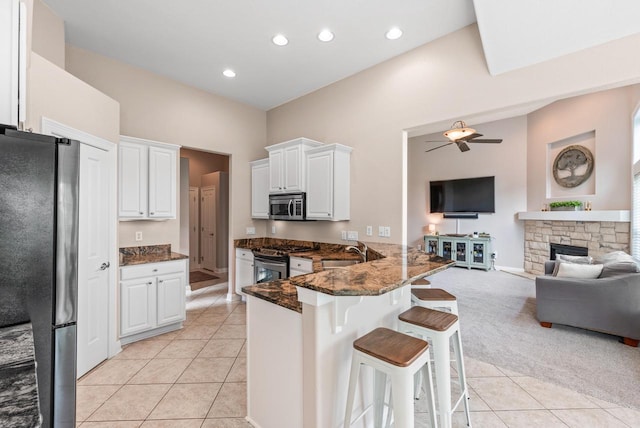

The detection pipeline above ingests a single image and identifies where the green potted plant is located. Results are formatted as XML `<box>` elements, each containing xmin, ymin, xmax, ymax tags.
<box><xmin>549</xmin><ymin>201</ymin><xmax>583</xmax><ymax>211</ymax></box>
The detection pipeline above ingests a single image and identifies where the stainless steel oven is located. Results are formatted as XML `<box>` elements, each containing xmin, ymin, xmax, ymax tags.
<box><xmin>254</xmin><ymin>256</ymin><xmax>288</xmax><ymax>283</ymax></box>
<box><xmin>269</xmin><ymin>192</ymin><xmax>306</xmax><ymax>221</ymax></box>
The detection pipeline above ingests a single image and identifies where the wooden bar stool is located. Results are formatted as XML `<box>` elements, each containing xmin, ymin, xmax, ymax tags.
<box><xmin>398</xmin><ymin>307</ymin><xmax>472</xmax><ymax>428</ymax></box>
<box><xmin>411</xmin><ymin>288</ymin><xmax>459</xmax><ymax>315</ymax></box>
<box><xmin>411</xmin><ymin>277</ymin><xmax>431</xmax><ymax>288</ymax></box>
<box><xmin>343</xmin><ymin>327</ymin><xmax>437</xmax><ymax>428</ymax></box>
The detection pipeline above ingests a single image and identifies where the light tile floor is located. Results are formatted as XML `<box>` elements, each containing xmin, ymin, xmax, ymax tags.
<box><xmin>77</xmin><ymin>283</ymin><xmax>640</xmax><ymax>427</ymax></box>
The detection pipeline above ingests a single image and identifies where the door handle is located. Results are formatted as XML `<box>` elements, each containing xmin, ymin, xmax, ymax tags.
<box><xmin>288</xmin><ymin>200</ymin><xmax>293</xmax><ymax>216</ymax></box>
<box><xmin>100</xmin><ymin>262</ymin><xmax>110</xmax><ymax>270</ymax></box>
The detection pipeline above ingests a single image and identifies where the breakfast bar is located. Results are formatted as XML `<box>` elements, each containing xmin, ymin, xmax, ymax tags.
<box><xmin>242</xmin><ymin>242</ymin><xmax>453</xmax><ymax>428</ymax></box>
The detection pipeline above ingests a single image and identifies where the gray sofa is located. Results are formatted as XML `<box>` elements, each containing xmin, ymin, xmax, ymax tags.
<box><xmin>535</xmin><ymin>261</ymin><xmax>640</xmax><ymax>346</ymax></box>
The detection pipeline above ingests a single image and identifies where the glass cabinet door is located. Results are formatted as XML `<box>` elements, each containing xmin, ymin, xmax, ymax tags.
<box><xmin>456</xmin><ymin>241</ymin><xmax>467</xmax><ymax>262</ymax></box>
<box><xmin>427</xmin><ymin>239</ymin><xmax>438</xmax><ymax>254</ymax></box>
<box><xmin>441</xmin><ymin>241</ymin><xmax>453</xmax><ymax>260</ymax></box>
<box><xmin>473</xmin><ymin>242</ymin><xmax>485</xmax><ymax>264</ymax></box>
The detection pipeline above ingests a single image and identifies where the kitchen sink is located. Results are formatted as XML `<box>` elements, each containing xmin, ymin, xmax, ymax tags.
<box><xmin>321</xmin><ymin>259</ymin><xmax>360</xmax><ymax>269</ymax></box>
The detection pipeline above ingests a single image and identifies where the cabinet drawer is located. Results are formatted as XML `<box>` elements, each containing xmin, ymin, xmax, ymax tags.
<box><xmin>236</xmin><ymin>248</ymin><xmax>254</xmax><ymax>261</ymax></box>
<box><xmin>121</xmin><ymin>260</ymin><xmax>185</xmax><ymax>280</ymax></box>
<box><xmin>289</xmin><ymin>256</ymin><xmax>313</xmax><ymax>273</ymax></box>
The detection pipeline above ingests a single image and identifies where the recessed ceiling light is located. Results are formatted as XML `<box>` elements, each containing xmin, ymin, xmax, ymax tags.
<box><xmin>222</xmin><ymin>69</ymin><xmax>236</xmax><ymax>78</ymax></box>
<box><xmin>272</xmin><ymin>34</ymin><xmax>289</xmax><ymax>46</ymax></box>
<box><xmin>318</xmin><ymin>29</ymin><xmax>334</xmax><ymax>42</ymax></box>
<box><xmin>385</xmin><ymin>27</ymin><xmax>403</xmax><ymax>40</ymax></box>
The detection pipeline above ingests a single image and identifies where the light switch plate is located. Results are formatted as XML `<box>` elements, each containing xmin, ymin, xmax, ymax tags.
<box><xmin>246</xmin><ymin>227</ymin><xmax>256</xmax><ymax>235</ymax></box>
<box><xmin>366</xmin><ymin>226</ymin><xmax>373</xmax><ymax>236</ymax></box>
<box><xmin>378</xmin><ymin>226</ymin><xmax>385</xmax><ymax>237</ymax></box>
<box><xmin>271</xmin><ymin>226</ymin><xmax>276</xmax><ymax>234</ymax></box>
<box><xmin>347</xmin><ymin>231</ymin><xmax>358</xmax><ymax>240</ymax></box>
<box><xmin>341</xmin><ymin>231</ymin><xmax>348</xmax><ymax>240</ymax></box>
<box><xmin>384</xmin><ymin>226</ymin><xmax>391</xmax><ymax>237</ymax></box>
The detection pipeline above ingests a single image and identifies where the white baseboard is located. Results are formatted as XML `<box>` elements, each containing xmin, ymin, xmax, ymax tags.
<box><xmin>496</xmin><ymin>265</ymin><xmax>525</xmax><ymax>273</ymax></box>
<box><xmin>227</xmin><ymin>292</ymin><xmax>242</xmax><ymax>302</ymax></box>
<box><xmin>216</xmin><ymin>267</ymin><xmax>229</xmax><ymax>274</ymax></box>
<box><xmin>245</xmin><ymin>416</ymin><xmax>260</xmax><ymax>427</ymax></box>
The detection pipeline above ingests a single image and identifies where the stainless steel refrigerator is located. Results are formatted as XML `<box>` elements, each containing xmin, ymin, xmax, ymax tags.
<box><xmin>0</xmin><ymin>124</ymin><xmax>79</xmax><ymax>427</ymax></box>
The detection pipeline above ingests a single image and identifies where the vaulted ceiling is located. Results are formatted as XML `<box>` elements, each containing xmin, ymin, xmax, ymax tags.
<box><xmin>43</xmin><ymin>0</ymin><xmax>640</xmax><ymax>110</ymax></box>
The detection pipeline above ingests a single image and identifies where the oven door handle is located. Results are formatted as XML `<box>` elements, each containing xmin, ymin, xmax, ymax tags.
<box><xmin>256</xmin><ymin>260</ymin><xmax>287</xmax><ymax>271</ymax></box>
<box><xmin>288</xmin><ymin>199</ymin><xmax>293</xmax><ymax>217</ymax></box>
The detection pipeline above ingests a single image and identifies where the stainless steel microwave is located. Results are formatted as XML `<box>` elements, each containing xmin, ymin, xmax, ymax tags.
<box><xmin>269</xmin><ymin>192</ymin><xmax>306</xmax><ymax>221</ymax></box>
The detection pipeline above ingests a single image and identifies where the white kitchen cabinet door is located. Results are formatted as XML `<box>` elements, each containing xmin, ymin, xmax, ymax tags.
<box><xmin>283</xmin><ymin>144</ymin><xmax>303</xmax><ymax>191</ymax></box>
<box><xmin>118</xmin><ymin>141</ymin><xmax>148</xmax><ymax>218</ymax></box>
<box><xmin>235</xmin><ymin>248</ymin><xmax>254</xmax><ymax>295</ymax></box>
<box><xmin>268</xmin><ymin>149</ymin><xmax>284</xmax><ymax>192</ymax></box>
<box><xmin>0</xmin><ymin>0</ymin><xmax>23</xmax><ymax>128</ymax></box>
<box><xmin>148</xmin><ymin>145</ymin><xmax>177</xmax><ymax>218</ymax></box>
<box><xmin>266</xmin><ymin>138</ymin><xmax>324</xmax><ymax>193</ymax></box>
<box><xmin>251</xmin><ymin>159</ymin><xmax>270</xmax><ymax>218</ymax></box>
<box><xmin>306</xmin><ymin>150</ymin><xmax>333</xmax><ymax>219</ymax></box>
<box><xmin>120</xmin><ymin>278</ymin><xmax>156</xmax><ymax>337</ymax></box>
<box><xmin>305</xmin><ymin>144</ymin><xmax>352</xmax><ymax>221</ymax></box>
<box><xmin>156</xmin><ymin>272</ymin><xmax>186</xmax><ymax>326</ymax></box>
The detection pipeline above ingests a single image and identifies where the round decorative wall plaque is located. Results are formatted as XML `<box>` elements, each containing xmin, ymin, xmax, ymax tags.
<box><xmin>552</xmin><ymin>145</ymin><xmax>594</xmax><ymax>188</ymax></box>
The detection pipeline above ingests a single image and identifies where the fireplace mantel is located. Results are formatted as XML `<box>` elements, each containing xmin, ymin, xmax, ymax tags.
<box><xmin>517</xmin><ymin>210</ymin><xmax>629</xmax><ymax>222</ymax></box>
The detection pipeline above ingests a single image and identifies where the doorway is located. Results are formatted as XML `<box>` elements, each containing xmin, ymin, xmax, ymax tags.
<box><xmin>180</xmin><ymin>148</ymin><xmax>230</xmax><ymax>291</ymax></box>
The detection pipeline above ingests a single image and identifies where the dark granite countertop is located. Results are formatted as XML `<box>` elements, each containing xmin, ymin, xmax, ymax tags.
<box><xmin>237</xmin><ymin>238</ymin><xmax>454</xmax><ymax>313</ymax></box>
<box><xmin>0</xmin><ymin>323</ymin><xmax>40</xmax><ymax>427</ymax></box>
<box><xmin>119</xmin><ymin>244</ymin><xmax>188</xmax><ymax>266</ymax></box>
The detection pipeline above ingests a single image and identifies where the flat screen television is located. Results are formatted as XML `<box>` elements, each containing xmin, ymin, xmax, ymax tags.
<box><xmin>430</xmin><ymin>176</ymin><xmax>495</xmax><ymax>213</ymax></box>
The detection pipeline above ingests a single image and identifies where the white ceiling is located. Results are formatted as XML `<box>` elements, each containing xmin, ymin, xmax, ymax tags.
<box><xmin>42</xmin><ymin>0</ymin><xmax>640</xmax><ymax>111</ymax></box>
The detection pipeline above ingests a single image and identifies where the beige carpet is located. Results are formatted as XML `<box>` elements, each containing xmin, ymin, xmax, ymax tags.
<box><xmin>428</xmin><ymin>267</ymin><xmax>640</xmax><ymax>410</ymax></box>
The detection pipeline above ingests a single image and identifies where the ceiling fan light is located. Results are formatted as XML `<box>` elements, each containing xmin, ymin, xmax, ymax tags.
<box><xmin>443</xmin><ymin>121</ymin><xmax>475</xmax><ymax>141</ymax></box>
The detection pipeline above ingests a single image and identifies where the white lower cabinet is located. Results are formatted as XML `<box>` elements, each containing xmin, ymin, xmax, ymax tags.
<box><xmin>235</xmin><ymin>248</ymin><xmax>255</xmax><ymax>295</ymax></box>
<box><xmin>289</xmin><ymin>256</ymin><xmax>313</xmax><ymax>277</ymax></box>
<box><xmin>120</xmin><ymin>259</ymin><xmax>187</xmax><ymax>344</ymax></box>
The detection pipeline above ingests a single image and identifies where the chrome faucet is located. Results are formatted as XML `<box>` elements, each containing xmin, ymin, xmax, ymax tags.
<box><xmin>345</xmin><ymin>242</ymin><xmax>367</xmax><ymax>262</ymax></box>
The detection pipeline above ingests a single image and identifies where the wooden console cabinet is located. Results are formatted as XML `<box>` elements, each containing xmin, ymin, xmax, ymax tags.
<box><xmin>424</xmin><ymin>234</ymin><xmax>492</xmax><ymax>271</ymax></box>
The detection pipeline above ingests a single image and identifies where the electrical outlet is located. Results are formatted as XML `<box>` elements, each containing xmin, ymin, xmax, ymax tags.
<box><xmin>384</xmin><ymin>226</ymin><xmax>391</xmax><ymax>237</ymax></box>
<box><xmin>366</xmin><ymin>226</ymin><xmax>373</xmax><ymax>236</ymax></box>
<box><xmin>347</xmin><ymin>231</ymin><xmax>358</xmax><ymax>240</ymax></box>
<box><xmin>341</xmin><ymin>231</ymin><xmax>348</xmax><ymax>240</ymax></box>
<box><xmin>246</xmin><ymin>227</ymin><xmax>256</xmax><ymax>235</ymax></box>
<box><xmin>378</xmin><ymin>226</ymin><xmax>385</xmax><ymax>237</ymax></box>
<box><xmin>271</xmin><ymin>226</ymin><xmax>276</xmax><ymax>234</ymax></box>
<box><xmin>135</xmin><ymin>231</ymin><xmax>143</xmax><ymax>241</ymax></box>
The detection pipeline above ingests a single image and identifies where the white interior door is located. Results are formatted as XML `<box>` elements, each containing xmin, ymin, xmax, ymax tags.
<box><xmin>201</xmin><ymin>186</ymin><xmax>216</xmax><ymax>272</ymax></box>
<box><xmin>189</xmin><ymin>187</ymin><xmax>200</xmax><ymax>269</ymax></box>
<box><xmin>77</xmin><ymin>143</ymin><xmax>110</xmax><ymax>377</ymax></box>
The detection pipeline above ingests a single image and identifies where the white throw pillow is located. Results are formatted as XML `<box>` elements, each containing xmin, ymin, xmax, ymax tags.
<box><xmin>555</xmin><ymin>262</ymin><xmax>603</xmax><ymax>279</ymax></box>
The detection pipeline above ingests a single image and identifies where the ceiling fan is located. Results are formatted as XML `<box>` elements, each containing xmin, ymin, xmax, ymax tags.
<box><xmin>425</xmin><ymin>120</ymin><xmax>502</xmax><ymax>153</ymax></box>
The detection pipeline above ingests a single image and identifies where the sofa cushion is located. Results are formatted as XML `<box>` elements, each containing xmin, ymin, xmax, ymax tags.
<box><xmin>556</xmin><ymin>254</ymin><xmax>593</xmax><ymax>264</ymax></box>
<box><xmin>552</xmin><ymin>254</ymin><xmax>593</xmax><ymax>276</ymax></box>
<box><xmin>555</xmin><ymin>262</ymin><xmax>603</xmax><ymax>279</ymax></box>
<box><xmin>593</xmin><ymin>251</ymin><xmax>640</xmax><ymax>278</ymax></box>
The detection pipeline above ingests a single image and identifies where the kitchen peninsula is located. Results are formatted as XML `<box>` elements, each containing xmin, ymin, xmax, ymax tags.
<box><xmin>237</xmin><ymin>239</ymin><xmax>453</xmax><ymax>428</ymax></box>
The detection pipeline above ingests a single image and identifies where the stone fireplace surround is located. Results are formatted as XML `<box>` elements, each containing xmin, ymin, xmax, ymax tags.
<box><xmin>524</xmin><ymin>220</ymin><xmax>630</xmax><ymax>274</ymax></box>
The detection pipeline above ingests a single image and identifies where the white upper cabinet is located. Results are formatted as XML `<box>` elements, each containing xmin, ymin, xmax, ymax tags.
<box><xmin>119</xmin><ymin>136</ymin><xmax>179</xmax><ymax>220</ymax></box>
<box><xmin>251</xmin><ymin>158</ymin><xmax>270</xmax><ymax>219</ymax></box>
<box><xmin>266</xmin><ymin>138</ymin><xmax>323</xmax><ymax>193</ymax></box>
<box><xmin>0</xmin><ymin>0</ymin><xmax>25</xmax><ymax>128</ymax></box>
<box><xmin>305</xmin><ymin>144</ymin><xmax>352</xmax><ymax>221</ymax></box>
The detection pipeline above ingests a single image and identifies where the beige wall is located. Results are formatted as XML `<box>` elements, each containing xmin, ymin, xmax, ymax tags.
<box><xmin>27</xmin><ymin>53</ymin><xmax>119</xmax><ymax>142</ymax></box>
<box><xmin>267</xmin><ymin>24</ymin><xmax>640</xmax><ymax>247</ymax></box>
<box><xmin>408</xmin><ymin>116</ymin><xmax>528</xmax><ymax>269</ymax></box>
<box><xmin>31</xmin><ymin>0</ymin><xmax>64</xmax><ymax>69</ymax></box>
<box><xmin>65</xmin><ymin>46</ymin><xmax>268</xmax><ymax>252</ymax></box>
<box><xmin>527</xmin><ymin>85</ymin><xmax>639</xmax><ymax>211</ymax></box>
